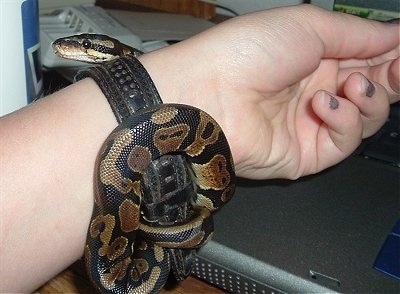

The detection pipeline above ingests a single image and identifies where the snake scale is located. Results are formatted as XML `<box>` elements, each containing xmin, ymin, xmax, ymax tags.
<box><xmin>53</xmin><ymin>34</ymin><xmax>235</xmax><ymax>293</ymax></box>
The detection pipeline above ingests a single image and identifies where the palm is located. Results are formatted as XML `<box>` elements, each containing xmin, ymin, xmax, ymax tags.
<box><xmin>222</xmin><ymin>58</ymin><xmax>345</xmax><ymax>179</ymax></box>
<box><xmin>194</xmin><ymin>7</ymin><xmax>398</xmax><ymax>180</ymax></box>
<box><xmin>147</xmin><ymin>5</ymin><xmax>399</xmax><ymax>180</ymax></box>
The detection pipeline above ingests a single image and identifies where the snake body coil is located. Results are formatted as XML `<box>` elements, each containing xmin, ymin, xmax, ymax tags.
<box><xmin>88</xmin><ymin>104</ymin><xmax>235</xmax><ymax>293</ymax></box>
<box><xmin>53</xmin><ymin>34</ymin><xmax>235</xmax><ymax>293</ymax></box>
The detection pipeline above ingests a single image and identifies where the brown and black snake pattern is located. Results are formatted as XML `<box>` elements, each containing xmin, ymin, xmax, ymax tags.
<box><xmin>53</xmin><ymin>34</ymin><xmax>236</xmax><ymax>293</ymax></box>
<box><xmin>88</xmin><ymin>105</ymin><xmax>235</xmax><ymax>293</ymax></box>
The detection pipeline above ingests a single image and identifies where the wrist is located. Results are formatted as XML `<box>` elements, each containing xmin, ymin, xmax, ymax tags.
<box><xmin>136</xmin><ymin>49</ymin><xmax>188</xmax><ymax>105</ymax></box>
<box><xmin>138</xmin><ymin>48</ymin><xmax>242</xmax><ymax>170</ymax></box>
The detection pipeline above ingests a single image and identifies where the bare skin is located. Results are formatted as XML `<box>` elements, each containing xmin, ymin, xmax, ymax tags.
<box><xmin>0</xmin><ymin>5</ymin><xmax>398</xmax><ymax>292</ymax></box>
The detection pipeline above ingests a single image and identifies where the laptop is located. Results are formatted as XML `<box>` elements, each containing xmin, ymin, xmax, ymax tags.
<box><xmin>193</xmin><ymin>102</ymin><xmax>400</xmax><ymax>293</ymax></box>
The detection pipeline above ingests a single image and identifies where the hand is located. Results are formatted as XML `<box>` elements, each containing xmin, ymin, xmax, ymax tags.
<box><xmin>140</xmin><ymin>4</ymin><xmax>399</xmax><ymax>179</ymax></box>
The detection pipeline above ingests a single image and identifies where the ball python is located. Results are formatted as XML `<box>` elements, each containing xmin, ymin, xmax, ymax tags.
<box><xmin>53</xmin><ymin>34</ymin><xmax>235</xmax><ymax>293</ymax></box>
<box><xmin>53</xmin><ymin>33</ymin><xmax>142</xmax><ymax>63</ymax></box>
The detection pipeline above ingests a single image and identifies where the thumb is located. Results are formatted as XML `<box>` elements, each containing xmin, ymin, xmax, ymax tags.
<box><xmin>305</xmin><ymin>5</ymin><xmax>399</xmax><ymax>59</ymax></box>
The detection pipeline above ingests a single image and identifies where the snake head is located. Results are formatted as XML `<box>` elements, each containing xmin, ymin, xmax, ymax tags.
<box><xmin>52</xmin><ymin>33</ymin><xmax>123</xmax><ymax>63</ymax></box>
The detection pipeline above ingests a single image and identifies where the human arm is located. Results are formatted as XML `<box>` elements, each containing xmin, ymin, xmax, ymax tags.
<box><xmin>0</xmin><ymin>4</ymin><xmax>398</xmax><ymax>292</ymax></box>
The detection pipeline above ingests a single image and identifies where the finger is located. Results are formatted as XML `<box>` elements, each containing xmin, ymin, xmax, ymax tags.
<box><xmin>311</xmin><ymin>90</ymin><xmax>363</xmax><ymax>169</ymax></box>
<box><xmin>306</xmin><ymin>5</ymin><xmax>400</xmax><ymax>59</ymax></box>
<box><xmin>339</xmin><ymin>44</ymin><xmax>399</xmax><ymax>69</ymax></box>
<box><xmin>338</xmin><ymin>57</ymin><xmax>400</xmax><ymax>103</ymax></box>
<box><xmin>388</xmin><ymin>57</ymin><xmax>400</xmax><ymax>99</ymax></box>
<box><xmin>342</xmin><ymin>72</ymin><xmax>390</xmax><ymax>137</ymax></box>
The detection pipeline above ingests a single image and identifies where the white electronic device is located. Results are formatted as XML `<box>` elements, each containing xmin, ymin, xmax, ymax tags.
<box><xmin>40</xmin><ymin>5</ymin><xmax>143</xmax><ymax>68</ymax></box>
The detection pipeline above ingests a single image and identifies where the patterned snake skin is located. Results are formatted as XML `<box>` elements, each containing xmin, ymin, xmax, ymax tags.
<box><xmin>53</xmin><ymin>34</ymin><xmax>235</xmax><ymax>293</ymax></box>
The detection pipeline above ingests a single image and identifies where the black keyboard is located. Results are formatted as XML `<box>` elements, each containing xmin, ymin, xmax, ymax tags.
<box><xmin>356</xmin><ymin>102</ymin><xmax>400</xmax><ymax>167</ymax></box>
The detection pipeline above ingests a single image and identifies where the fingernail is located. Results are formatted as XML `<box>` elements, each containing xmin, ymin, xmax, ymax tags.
<box><xmin>328</xmin><ymin>94</ymin><xmax>339</xmax><ymax>110</ymax></box>
<box><xmin>364</xmin><ymin>77</ymin><xmax>376</xmax><ymax>98</ymax></box>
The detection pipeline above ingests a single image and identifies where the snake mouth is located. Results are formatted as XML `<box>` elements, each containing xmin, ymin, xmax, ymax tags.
<box><xmin>52</xmin><ymin>40</ymin><xmax>97</xmax><ymax>63</ymax></box>
<box><xmin>52</xmin><ymin>41</ymin><xmax>117</xmax><ymax>63</ymax></box>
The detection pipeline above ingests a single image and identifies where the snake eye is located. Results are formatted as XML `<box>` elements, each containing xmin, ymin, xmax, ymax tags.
<box><xmin>82</xmin><ymin>39</ymin><xmax>91</xmax><ymax>49</ymax></box>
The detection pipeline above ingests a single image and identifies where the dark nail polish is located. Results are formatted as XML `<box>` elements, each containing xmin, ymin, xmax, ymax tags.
<box><xmin>329</xmin><ymin>95</ymin><xmax>339</xmax><ymax>110</ymax></box>
<box><xmin>366</xmin><ymin>79</ymin><xmax>375</xmax><ymax>98</ymax></box>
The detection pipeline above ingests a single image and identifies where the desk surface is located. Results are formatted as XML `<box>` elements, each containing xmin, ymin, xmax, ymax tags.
<box><xmin>37</xmin><ymin>259</ymin><xmax>226</xmax><ymax>293</ymax></box>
